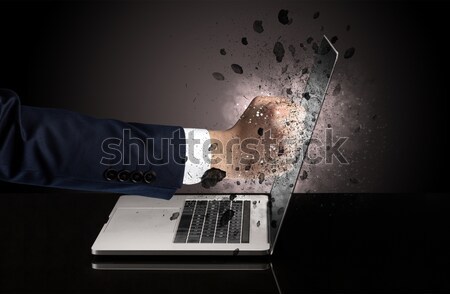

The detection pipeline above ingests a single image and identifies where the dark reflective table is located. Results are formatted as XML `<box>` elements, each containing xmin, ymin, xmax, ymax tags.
<box><xmin>1</xmin><ymin>192</ymin><xmax>449</xmax><ymax>293</ymax></box>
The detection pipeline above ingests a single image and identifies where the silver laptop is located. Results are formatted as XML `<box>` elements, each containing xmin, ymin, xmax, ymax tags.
<box><xmin>91</xmin><ymin>36</ymin><xmax>338</xmax><ymax>257</ymax></box>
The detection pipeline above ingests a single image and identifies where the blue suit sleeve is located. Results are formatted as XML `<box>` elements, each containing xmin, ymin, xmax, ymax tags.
<box><xmin>0</xmin><ymin>89</ymin><xmax>187</xmax><ymax>199</ymax></box>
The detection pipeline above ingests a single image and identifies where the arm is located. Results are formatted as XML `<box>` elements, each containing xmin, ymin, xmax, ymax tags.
<box><xmin>0</xmin><ymin>90</ymin><xmax>303</xmax><ymax>194</ymax></box>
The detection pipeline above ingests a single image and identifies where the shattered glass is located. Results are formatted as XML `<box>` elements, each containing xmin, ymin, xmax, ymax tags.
<box><xmin>269</xmin><ymin>36</ymin><xmax>338</xmax><ymax>253</ymax></box>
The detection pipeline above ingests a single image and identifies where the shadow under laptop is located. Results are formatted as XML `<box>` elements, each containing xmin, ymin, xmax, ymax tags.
<box><xmin>91</xmin><ymin>255</ymin><xmax>282</xmax><ymax>293</ymax></box>
<box><xmin>91</xmin><ymin>255</ymin><xmax>270</xmax><ymax>271</ymax></box>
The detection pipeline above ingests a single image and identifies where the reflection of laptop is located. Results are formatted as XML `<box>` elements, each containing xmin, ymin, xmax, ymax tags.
<box><xmin>91</xmin><ymin>36</ymin><xmax>338</xmax><ymax>257</ymax></box>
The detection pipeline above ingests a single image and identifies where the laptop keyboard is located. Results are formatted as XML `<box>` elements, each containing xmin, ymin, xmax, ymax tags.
<box><xmin>174</xmin><ymin>200</ymin><xmax>251</xmax><ymax>243</ymax></box>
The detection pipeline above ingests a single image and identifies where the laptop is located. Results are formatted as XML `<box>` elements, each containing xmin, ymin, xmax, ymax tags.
<box><xmin>91</xmin><ymin>36</ymin><xmax>338</xmax><ymax>257</ymax></box>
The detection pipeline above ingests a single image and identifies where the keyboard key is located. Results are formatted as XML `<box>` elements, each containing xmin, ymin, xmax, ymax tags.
<box><xmin>214</xmin><ymin>200</ymin><xmax>231</xmax><ymax>243</ymax></box>
<box><xmin>174</xmin><ymin>201</ymin><xmax>196</xmax><ymax>243</ymax></box>
<box><xmin>201</xmin><ymin>201</ymin><xmax>219</xmax><ymax>243</ymax></box>
<box><xmin>241</xmin><ymin>200</ymin><xmax>250</xmax><ymax>243</ymax></box>
<box><xmin>187</xmin><ymin>201</ymin><xmax>207</xmax><ymax>243</ymax></box>
<box><xmin>228</xmin><ymin>201</ymin><xmax>243</xmax><ymax>243</ymax></box>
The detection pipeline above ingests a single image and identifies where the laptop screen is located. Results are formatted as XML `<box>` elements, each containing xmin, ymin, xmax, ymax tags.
<box><xmin>269</xmin><ymin>36</ymin><xmax>338</xmax><ymax>252</ymax></box>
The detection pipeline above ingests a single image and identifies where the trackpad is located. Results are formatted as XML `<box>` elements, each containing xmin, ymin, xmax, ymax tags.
<box><xmin>103</xmin><ymin>208</ymin><xmax>181</xmax><ymax>246</ymax></box>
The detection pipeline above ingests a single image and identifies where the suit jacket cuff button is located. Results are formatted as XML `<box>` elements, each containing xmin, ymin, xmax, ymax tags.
<box><xmin>117</xmin><ymin>170</ymin><xmax>131</xmax><ymax>182</ymax></box>
<box><xmin>104</xmin><ymin>168</ymin><xmax>118</xmax><ymax>181</ymax></box>
<box><xmin>131</xmin><ymin>171</ymin><xmax>144</xmax><ymax>183</ymax></box>
<box><xmin>144</xmin><ymin>171</ymin><xmax>156</xmax><ymax>183</ymax></box>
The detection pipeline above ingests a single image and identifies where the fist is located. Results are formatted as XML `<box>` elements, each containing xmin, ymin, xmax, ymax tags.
<box><xmin>208</xmin><ymin>96</ymin><xmax>306</xmax><ymax>182</ymax></box>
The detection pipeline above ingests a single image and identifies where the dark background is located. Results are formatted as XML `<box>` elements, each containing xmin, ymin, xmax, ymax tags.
<box><xmin>0</xmin><ymin>0</ymin><xmax>448</xmax><ymax>193</ymax></box>
<box><xmin>0</xmin><ymin>0</ymin><xmax>449</xmax><ymax>293</ymax></box>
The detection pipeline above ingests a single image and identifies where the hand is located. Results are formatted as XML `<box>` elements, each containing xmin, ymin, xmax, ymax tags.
<box><xmin>208</xmin><ymin>96</ymin><xmax>306</xmax><ymax>183</ymax></box>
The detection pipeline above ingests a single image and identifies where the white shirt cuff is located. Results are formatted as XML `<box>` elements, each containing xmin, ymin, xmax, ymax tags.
<box><xmin>182</xmin><ymin>128</ymin><xmax>211</xmax><ymax>185</ymax></box>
